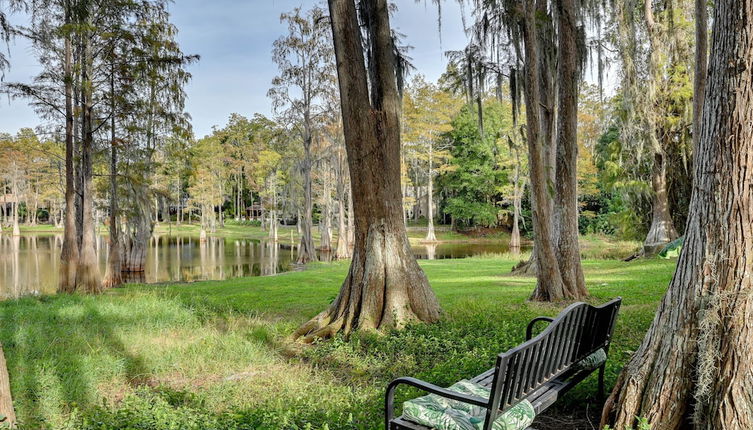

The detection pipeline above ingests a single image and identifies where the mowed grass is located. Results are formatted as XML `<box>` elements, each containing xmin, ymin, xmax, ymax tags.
<box><xmin>0</xmin><ymin>254</ymin><xmax>676</xmax><ymax>429</ymax></box>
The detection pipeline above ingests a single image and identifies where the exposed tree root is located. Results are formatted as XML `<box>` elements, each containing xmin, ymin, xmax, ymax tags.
<box><xmin>292</xmin><ymin>224</ymin><xmax>440</xmax><ymax>342</ymax></box>
<box><xmin>511</xmin><ymin>256</ymin><xmax>537</xmax><ymax>276</ymax></box>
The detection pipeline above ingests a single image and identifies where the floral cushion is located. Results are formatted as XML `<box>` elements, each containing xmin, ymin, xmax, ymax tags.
<box><xmin>572</xmin><ymin>348</ymin><xmax>607</xmax><ymax>372</ymax></box>
<box><xmin>402</xmin><ymin>380</ymin><xmax>536</xmax><ymax>430</ymax></box>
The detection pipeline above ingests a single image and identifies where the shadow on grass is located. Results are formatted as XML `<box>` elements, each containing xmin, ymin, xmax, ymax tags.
<box><xmin>0</xmin><ymin>295</ymin><xmax>149</xmax><ymax>428</ymax></box>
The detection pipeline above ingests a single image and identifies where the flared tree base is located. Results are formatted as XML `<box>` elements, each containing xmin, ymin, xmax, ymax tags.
<box><xmin>293</xmin><ymin>224</ymin><xmax>441</xmax><ymax>343</ymax></box>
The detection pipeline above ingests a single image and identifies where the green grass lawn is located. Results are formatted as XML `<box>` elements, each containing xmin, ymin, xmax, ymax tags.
<box><xmin>0</xmin><ymin>255</ymin><xmax>675</xmax><ymax>429</ymax></box>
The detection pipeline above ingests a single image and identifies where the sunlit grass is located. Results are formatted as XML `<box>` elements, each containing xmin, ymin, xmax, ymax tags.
<box><xmin>0</xmin><ymin>251</ymin><xmax>675</xmax><ymax>429</ymax></box>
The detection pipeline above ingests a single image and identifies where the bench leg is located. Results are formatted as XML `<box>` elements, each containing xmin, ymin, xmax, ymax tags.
<box><xmin>597</xmin><ymin>364</ymin><xmax>606</xmax><ymax>402</ymax></box>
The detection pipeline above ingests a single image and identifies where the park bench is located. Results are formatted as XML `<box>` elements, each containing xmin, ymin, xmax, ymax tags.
<box><xmin>386</xmin><ymin>298</ymin><xmax>622</xmax><ymax>430</ymax></box>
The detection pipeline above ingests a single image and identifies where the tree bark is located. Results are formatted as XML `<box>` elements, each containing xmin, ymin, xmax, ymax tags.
<box><xmin>59</xmin><ymin>16</ymin><xmax>79</xmax><ymax>293</ymax></box>
<box><xmin>347</xmin><ymin>183</ymin><xmax>355</xmax><ymax>246</ymax></box>
<box><xmin>122</xmin><ymin>175</ymin><xmax>153</xmax><ymax>273</ymax></box>
<box><xmin>103</xmin><ymin>81</ymin><xmax>122</xmax><ymax>287</ymax></box>
<box><xmin>75</xmin><ymin>32</ymin><xmax>101</xmax><ymax>294</ymax></box>
<box><xmin>268</xmin><ymin>174</ymin><xmax>278</xmax><ymax>242</ymax></box>
<box><xmin>293</xmin><ymin>0</ymin><xmax>441</xmax><ymax>341</ymax></box>
<box><xmin>298</xmin><ymin>133</ymin><xmax>317</xmax><ymax>263</ymax></box>
<box><xmin>643</xmin><ymin>151</ymin><xmax>680</xmax><ymax>255</ymax></box>
<box><xmin>10</xmin><ymin>173</ymin><xmax>19</xmax><ymax>237</ymax></box>
<box><xmin>519</xmin><ymin>0</ymin><xmax>567</xmax><ymax>300</ymax></box>
<box><xmin>641</xmin><ymin>1</ymin><xmax>680</xmax><ymax>257</ymax></box>
<box><xmin>544</xmin><ymin>0</ymin><xmax>587</xmax><ymax>300</ymax></box>
<box><xmin>602</xmin><ymin>1</ymin><xmax>753</xmax><ymax>427</ymax></box>
<box><xmin>693</xmin><ymin>0</ymin><xmax>708</xmax><ymax>152</ymax></box>
<box><xmin>510</xmin><ymin>143</ymin><xmax>522</xmax><ymax>251</ymax></box>
<box><xmin>425</xmin><ymin>145</ymin><xmax>437</xmax><ymax>242</ymax></box>
<box><xmin>335</xmin><ymin>143</ymin><xmax>352</xmax><ymax>259</ymax></box>
<box><xmin>320</xmin><ymin>163</ymin><xmax>333</xmax><ymax>251</ymax></box>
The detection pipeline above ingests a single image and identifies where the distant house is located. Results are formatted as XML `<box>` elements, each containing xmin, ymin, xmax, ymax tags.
<box><xmin>245</xmin><ymin>204</ymin><xmax>263</xmax><ymax>220</ymax></box>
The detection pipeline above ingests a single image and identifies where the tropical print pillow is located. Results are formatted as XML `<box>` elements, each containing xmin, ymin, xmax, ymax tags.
<box><xmin>402</xmin><ymin>379</ymin><xmax>535</xmax><ymax>430</ymax></box>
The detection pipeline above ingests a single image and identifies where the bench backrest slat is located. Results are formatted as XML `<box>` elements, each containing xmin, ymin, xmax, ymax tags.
<box><xmin>485</xmin><ymin>298</ymin><xmax>621</xmax><ymax>426</ymax></box>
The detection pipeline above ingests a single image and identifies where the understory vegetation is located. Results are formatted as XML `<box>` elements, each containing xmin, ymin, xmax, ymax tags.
<box><xmin>0</xmin><ymin>251</ymin><xmax>673</xmax><ymax>429</ymax></box>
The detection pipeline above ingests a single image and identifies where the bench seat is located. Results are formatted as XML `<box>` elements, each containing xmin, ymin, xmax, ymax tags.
<box><xmin>386</xmin><ymin>299</ymin><xmax>622</xmax><ymax>430</ymax></box>
<box><xmin>390</xmin><ymin>365</ymin><xmax>601</xmax><ymax>429</ymax></box>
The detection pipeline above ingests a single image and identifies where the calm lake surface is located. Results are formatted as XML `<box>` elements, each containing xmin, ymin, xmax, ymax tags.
<box><xmin>0</xmin><ymin>233</ymin><xmax>515</xmax><ymax>299</ymax></box>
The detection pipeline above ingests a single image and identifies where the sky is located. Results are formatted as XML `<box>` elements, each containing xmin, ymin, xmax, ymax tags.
<box><xmin>0</xmin><ymin>0</ymin><xmax>470</xmax><ymax>138</ymax></box>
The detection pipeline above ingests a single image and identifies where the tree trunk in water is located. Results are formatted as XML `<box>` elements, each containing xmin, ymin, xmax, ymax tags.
<box><xmin>425</xmin><ymin>147</ymin><xmax>437</xmax><ymax>242</ymax></box>
<box><xmin>76</xmin><ymin>37</ymin><xmax>101</xmax><ymax>294</ymax></box>
<box><xmin>542</xmin><ymin>0</ymin><xmax>587</xmax><ymax>300</ymax></box>
<box><xmin>298</xmin><ymin>137</ymin><xmax>317</xmax><ymax>263</ymax></box>
<box><xmin>602</xmin><ymin>2</ymin><xmax>753</xmax><ymax>427</ymax></box>
<box><xmin>320</xmin><ymin>167</ymin><xmax>332</xmax><ymax>251</ymax></box>
<box><xmin>335</xmin><ymin>147</ymin><xmax>352</xmax><ymax>259</ymax></box>
<box><xmin>335</xmin><ymin>195</ymin><xmax>350</xmax><ymax>258</ymax></box>
<box><xmin>122</xmin><ymin>188</ymin><xmax>152</xmax><ymax>272</ymax></box>
<box><xmin>643</xmin><ymin>151</ymin><xmax>679</xmax><ymax>255</ymax></box>
<box><xmin>59</xmin><ymin>25</ymin><xmax>78</xmax><ymax>293</ymax></box>
<box><xmin>294</xmin><ymin>0</ymin><xmax>441</xmax><ymax>341</ymax></box>
<box><xmin>200</xmin><ymin>204</ymin><xmax>207</xmax><ymax>243</ymax></box>
<box><xmin>11</xmin><ymin>180</ymin><xmax>19</xmax><ymax>237</ymax></box>
<box><xmin>268</xmin><ymin>176</ymin><xmax>278</xmax><ymax>242</ymax></box>
<box><xmin>103</xmin><ymin>83</ymin><xmax>122</xmax><ymax>288</ymax></box>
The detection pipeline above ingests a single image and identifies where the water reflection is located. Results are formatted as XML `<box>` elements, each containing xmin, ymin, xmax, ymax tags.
<box><xmin>0</xmin><ymin>233</ymin><xmax>518</xmax><ymax>300</ymax></box>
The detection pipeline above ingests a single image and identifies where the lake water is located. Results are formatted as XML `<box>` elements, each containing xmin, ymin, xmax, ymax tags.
<box><xmin>0</xmin><ymin>233</ymin><xmax>515</xmax><ymax>299</ymax></box>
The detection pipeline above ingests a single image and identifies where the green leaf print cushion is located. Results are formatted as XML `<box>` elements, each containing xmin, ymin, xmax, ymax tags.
<box><xmin>402</xmin><ymin>380</ymin><xmax>535</xmax><ymax>430</ymax></box>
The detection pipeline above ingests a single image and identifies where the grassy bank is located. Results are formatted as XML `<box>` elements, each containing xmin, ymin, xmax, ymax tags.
<box><xmin>0</xmin><ymin>253</ymin><xmax>673</xmax><ymax>429</ymax></box>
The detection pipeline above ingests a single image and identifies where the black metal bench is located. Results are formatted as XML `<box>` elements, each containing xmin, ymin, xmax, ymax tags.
<box><xmin>386</xmin><ymin>298</ymin><xmax>622</xmax><ymax>430</ymax></box>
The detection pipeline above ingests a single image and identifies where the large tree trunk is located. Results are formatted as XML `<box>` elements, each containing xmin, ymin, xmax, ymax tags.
<box><xmin>641</xmin><ymin>2</ymin><xmax>680</xmax><ymax>257</ymax></box>
<box><xmin>602</xmin><ymin>1</ymin><xmax>753</xmax><ymax>427</ymax></box>
<box><xmin>545</xmin><ymin>0</ymin><xmax>587</xmax><ymax>300</ymax></box>
<box><xmin>518</xmin><ymin>0</ymin><xmax>567</xmax><ymax>300</ymax></box>
<box><xmin>75</xmin><ymin>36</ymin><xmax>101</xmax><ymax>294</ymax></box>
<box><xmin>122</xmin><ymin>186</ymin><xmax>152</xmax><ymax>272</ymax></box>
<box><xmin>643</xmin><ymin>151</ymin><xmax>680</xmax><ymax>255</ymax></box>
<box><xmin>510</xmin><ymin>0</ymin><xmax>556</xmax><ymax>281</ymax></box>
<box><xmin>298</xmin><ymin>134</ymin><xmax>317</xmax><ymax>263</ymax></box>
<box><xmin>293</xmin><ymin>0</ymin><xmax>441</xmax><ymax>342</ymax></box>
<box><xmin>59</xmin><ymin>23</ymin><xmax>78</xmax><ymax>293</ymax></box>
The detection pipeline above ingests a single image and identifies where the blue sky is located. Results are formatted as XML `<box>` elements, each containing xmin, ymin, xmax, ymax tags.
<box><xmin>0</xmin><ymin>0</ymin><xmax>469</xmax><ymax>138</ymax></box>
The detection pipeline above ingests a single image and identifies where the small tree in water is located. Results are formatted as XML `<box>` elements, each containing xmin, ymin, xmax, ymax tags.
<box><xmin>293</xmin><ymin>0</ymin><xmax>442</xmax><ymax>341</ymax></box>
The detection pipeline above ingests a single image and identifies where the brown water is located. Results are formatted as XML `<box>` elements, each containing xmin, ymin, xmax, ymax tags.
<box><xmin>0</xmin><ymin>233</ymin><xmax>516</xmax><ymax>299</ymax></box>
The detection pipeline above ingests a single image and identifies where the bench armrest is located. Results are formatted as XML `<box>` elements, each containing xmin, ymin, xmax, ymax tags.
<box><xmin>526</xmin><ymin>317</ymin><xmax>554</xmax><ymax>340</ymax></box>
<box><xmin>385</xmin><ymin>377</ymin><xmax>489</xmax><ymax>428</ymax></box>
